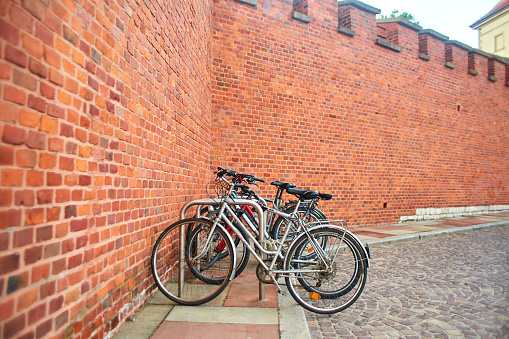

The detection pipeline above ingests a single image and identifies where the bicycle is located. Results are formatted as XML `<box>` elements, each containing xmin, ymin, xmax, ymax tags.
<box><xmin>151</xmin><ymin>168</ymin><xmax>369</xmax><ymax>314</ymax></box>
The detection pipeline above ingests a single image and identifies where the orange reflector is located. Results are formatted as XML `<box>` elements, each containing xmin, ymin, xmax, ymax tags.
<box><xmin>310</xmin><ymin>292</ymin><xmax>322</xmax><ymax>300</ymax></box>
<box><xmin>308</xmin><ymin>247</ymin><xmax>313</xmax><ymax>253</ymax></box>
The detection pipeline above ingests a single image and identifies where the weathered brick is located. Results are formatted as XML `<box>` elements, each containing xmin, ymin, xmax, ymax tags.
<box><xmin>15</xmin><ymin>189</ymin><xmax>35</xmax><ymax>206</ymax></box>
<box><xmin>28</xmin><ymin>94</ymin><xmax>47</xmax><ymax>113</ymax></box>
<box><xmin>40</xmin><ymin>81</ymin><xmax>56</xmax><ymax>99</ymax></box>
<box><xmin>16</xmin><ymin>149</ymin><xmax>38</xmax><ymax>168</ymax></box>
<box><xmin>5</xmin><ymin>45</ymin><xmax>28</xmax><ymax>68</ymax></box>
<box><xmin>4</xmin><ymin>84</ymin><xmax>27</xmax><ymax>105</ymax></box>
<box><xmin>25</xmin><ymin>208</ymin><xmax>44</xmax><ymax>225</ymax></box>
<box><xmin>0</xmin><ymin>253</ymin><xmax>20</xmax><ymax>275</ymax></box>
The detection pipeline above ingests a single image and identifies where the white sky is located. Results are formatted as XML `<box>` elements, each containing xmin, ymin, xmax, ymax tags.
<box><xmin>366</xmin><ymin>0</ymin><xmax>500</xmax><ymax>49</ymax></box>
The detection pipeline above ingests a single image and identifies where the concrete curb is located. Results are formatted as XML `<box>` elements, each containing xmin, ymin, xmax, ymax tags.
<box><xmin>364</xmin><ymin>220</ymin><xmax>509</xmax><ymax>247</ymax></box>
<box><xmin>278</xmin><ymin>220</ymin><xmax>509</xmax><ymax>338</ymax></box>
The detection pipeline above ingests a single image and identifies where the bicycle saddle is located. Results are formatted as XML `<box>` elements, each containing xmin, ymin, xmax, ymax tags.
<box><xmin>271</xmin><ymin>181</ymin><xmax>296</xmax><ymax>189</ymax></box>
<box><xmin>319</xmin><ymin>193</ymin><xmax>333</xmax><ymax>200</ymax></box>
<box><xmin>286</xmin><ymin>188</ymin><xmax>319</xmax><ymax>200</ymax></box>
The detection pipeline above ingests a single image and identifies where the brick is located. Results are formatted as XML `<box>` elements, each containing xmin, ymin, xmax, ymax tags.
<box><xmin>56</xmin><ymin>189</ymin><xmax>71</xmax><ymax>203</ymax></box>
<box><xmin>3</xmin><ymin>125</ymin><xmax>27</xmax><ymax>145</ymax></box>
<box><xmin>48</xmin><ymin>104</ymin><xmax>66</xmax><ymax>119</ymax></box>
<box><xmin>17</xmin><ymin>288</ymin><xmax>39</xmax><ymax>311</ymax></box>
<box><xmin>28</xmin><ymin>304</ymin><xmax>47</xmax><ymax>325</ymax></box>
<box><xmin>14</xmin><ymin>227</ymin><xmax>33</xmax><ymax>247</ymax></box>
<box><xmin>47</xmin><ymin>172</ymin><xmax>62</xmax><ymax>186</ymax></box>
<box><xmin>0</xmin><ymin>101</ymin><xmax>18</xmax><ymax>122</ymax></box>
<box><xmin>25</xmin><ymin>208</ymin><xmax>44</xmax><ymax>225</ymax></box>
<box><xmin>22</xmin><ymin>34</ymin><xmax>43</xmax><ymax>59</ymax></box>
<box><xmin>26</xmin><ymin>130</ymin><xmax>46</xmax><ymax>149</ymax></box>
<box><xmin>15</xmin><ymin>189</ymin><xmax>35</xmax><ymax>206</ymax></box>
<box><xmin>39</xmin><ymin>152</ymin><xmax>57</xmax><ymax>169</ymax></box>
<box><xmin>29</xmin><ymin>58</ymin><xmax>48</xmax><ymax>78</ymax></box>
<box><xmin>0</xmin><ymin>188</ymin><xmax>12</xmax><ymax>207</ymax></box>
<box><xmin>44</xmin><ymin>9</ymin><xmax>63</xmax><ymax>34</ymax></box>
<box><xmin>40</xmin><ymin>115</ymin><xmax>59</xmax><ymax>134</ymax></box>
<box><xmin>1</xmin><ymin>169</ymin><xmax>24</xmax><ymax>186</ymax></box>
<box><xmin>70</xmin><ymin>218</ymin><xmax>87</xmax><ymax>232</ymax></box>
<box><xmin>44</xmin><ymin>46</ymin><xmax>62</xmax><ymax>68</ymax></box>
<box><xmin>13</xmin><ymin>68</ymin><xmax>37</xmax><ymax>90</ymax></box>
<box><xmin>4</xmin><ymin>85</ymin><xmax>27</xmax><ymax>105</ymax></box>
<box><xmin>36</xmin><ymin>225</ymin><xmax>52</xmax><ymax>241</ymax></box>
<box><xmin>7</xmin><ymin>272</ymin><xmax>29</xmax><ymax>294</ymax></box>
<box><xmin>22</xmin><ymin>0</ymin><xmax>44</xmax><ymax>21</ymax></box>
<box><xmin>10</xmin><ymin>5</ymin><xmax>34</xmax><ymax>33</ymax></box>
<box><xmin>0</xmin><ymin>145</ymin><xmax>14</xmax><ymax>165</ymax></box>
<box><xmin>0</xmin><ymin>299</ymin><xmax>15</xmax><ymax>322</ymax></box>
<box><xmin>25</xmin><ymin>245</ymin><xmax>42</xmax><ymax>264</ymax></box>
<box><xmin>37</xmin><ymin>189</ymin><xmax>53</xmax><ymax>204</ymax></box>
<box><xmin>16</xmin><ymin>149</ymin><xmax>38</xmax><ymax>168</ymax></box>
<box><xmin>28</xmin><ymin>94</ymin><xmax>47</xmax><ymax>113</ymax></box>
<box><xmin>0</xmin><ymin>209</ymin><xmax>22</xmax><ymax>228</ymax></box>
<box><xmin>47</xmin><ymin>206</ymin><xmax>60</xmax><ymax>222</ymax></box>
<box><xmin>60</xmin><ymin>156</ymin><xmax>74</xmax><ymax>171</ymax></box>
<box><xmin>19</xmin><ymin>109</ymin><xmax>40</xmax><ymax>128</ymax></box>
<box><xmin>0</xmin><ymin>62</ymin><xmax>10</xmax><ymax>79</ymax></box>
<box><xmin>4</xmin><ymin>314</ymin><xmax>25</xmax><ymax>338</ymax></box>
<box><xmin>0</xmin><ymin>253</ymin><xmax>20</xmax><ymax>275</ymax></box>
<box><xmin>26</xmin><ymin>170</ymin><xmax>44</xmax><ymax>186</ymax></box>
<box><xmin>40</xmin><ymin>81</ymin><xmax>56</xmax><ymax>99</ymax></box>
<box><xmin>65</xmin><ymin>77</ymin><xmax>80</xmax><ymax>94</ymax></box>
<box><xmin>0</xmin><ymin>18</ymin><xmax>20</xmax><ymax>45</ymax></box>
<box><xmin>49</xmin><ymin>68</ymin><xmax>64</xmax><ymax>86</ymax></box>
<box><xmin>5</xmin><ymin>45</ymin><xmax>28</xmax><ymax>68</ymax></box>
<box><xmin>35</xmin><ymin>21</ymin><xmax>54</xmax><ymax>47</ymax></box>
<box><xmin>48</xmin><ymin>137</ymin><xmax>64</xmax><ymax>152</ymax></box>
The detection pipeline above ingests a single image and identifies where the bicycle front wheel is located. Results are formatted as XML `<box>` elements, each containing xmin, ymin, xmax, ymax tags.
<box><xmin>151</xmin><ymin>218</ymin><xmax>235</xmax><ymax>305</ymax></box>
<box><xmin>284</xmin><ymin>227</ymin><xmax>368</xmax><ymax>314</ymax></box>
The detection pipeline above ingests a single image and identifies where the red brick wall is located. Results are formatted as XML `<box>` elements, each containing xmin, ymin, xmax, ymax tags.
<box><xmin>0</xmin><ymin>0</ymin><xmax>212</xmax><ymax>338</ymax></box>
<box><xmin>211</xmin><ymin>0</ymin><xmax>509</xmax><ymax>226</ymax></box>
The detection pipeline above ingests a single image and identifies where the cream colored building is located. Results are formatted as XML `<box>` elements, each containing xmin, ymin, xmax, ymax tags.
<box><xmin>470</xmin><ymin>0</ymin><xmax>509</xmax><ymax>58</ymax></box>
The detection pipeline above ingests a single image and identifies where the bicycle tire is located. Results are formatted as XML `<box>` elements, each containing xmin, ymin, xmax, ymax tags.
<box><xmin>188</xmin><ymin>219</ymin><xmax>250</xmax><ymax>283</ymax></box>
<box><xmin>284</xmin><ymin>227</ymin><xmax>367</xmax><ymax>314</ymax></box>
<box><xmin>151</xmin><ymin>218</ymin><xmax>235</xmax><ymax>306</ymax></box>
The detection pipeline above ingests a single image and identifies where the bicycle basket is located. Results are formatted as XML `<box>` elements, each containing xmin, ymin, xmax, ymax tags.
<box><xmin>206</xmin><ymin>180</ymin><xmax>230</xmax><ymax>202</ymax></box>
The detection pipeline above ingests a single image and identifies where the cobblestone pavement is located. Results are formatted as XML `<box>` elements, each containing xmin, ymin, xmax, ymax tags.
<box><xmin>306</xmin><ymin>226</ymin><xmax>509</xmax><ymax>338</ymax></box>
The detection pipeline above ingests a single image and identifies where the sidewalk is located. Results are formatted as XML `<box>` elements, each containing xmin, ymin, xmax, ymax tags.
<box><xmin>112</xmin><ymin>212</ymin><xmax>509</xmax><ymax>339</ymax></box>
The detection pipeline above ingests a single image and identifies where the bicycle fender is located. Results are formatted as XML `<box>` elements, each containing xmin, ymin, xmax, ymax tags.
<box><xmin>290</xmin><ymin>224</ymin><xmax>370</xmax><ymax>268</ymax></box>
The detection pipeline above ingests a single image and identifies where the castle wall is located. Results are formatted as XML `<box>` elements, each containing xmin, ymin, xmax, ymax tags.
<box><xmin>0</xmin><ymin>0</ymin><xmax>212</xmax><ymax>337</ymax></box>
<box><xmin>211</xmin><ymin>0</ymin><xmax>509</xmax><ymax>225</ymax></box>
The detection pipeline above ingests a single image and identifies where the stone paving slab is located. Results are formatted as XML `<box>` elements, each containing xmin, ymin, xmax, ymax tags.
<box><xmin>153</xmin><ymin>322</ymin><xmax>279</xmax><ymax>339</ymax></box>
<box><xmin>165</xmin><ymin>306</ymin><xmax>278</xmax><ymax>324</ymax></box>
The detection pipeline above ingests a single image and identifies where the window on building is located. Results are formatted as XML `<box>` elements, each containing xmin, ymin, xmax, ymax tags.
<box><xmin>495</xmin><ymin>33</ymin><xmax>504</xmax><ymax>52</ymax></box>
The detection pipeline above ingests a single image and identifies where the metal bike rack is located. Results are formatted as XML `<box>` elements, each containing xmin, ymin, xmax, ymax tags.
<box><xmin>180</xmin><ymin>198</ymin><xmax>267</xmax><ymax>301</ymax></box>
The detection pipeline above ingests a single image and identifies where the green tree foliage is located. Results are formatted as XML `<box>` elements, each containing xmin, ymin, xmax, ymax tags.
<box><xmin>379</xmin><ymin>10</ymin><xmax>420</xmax><ymax>25</ymax></box>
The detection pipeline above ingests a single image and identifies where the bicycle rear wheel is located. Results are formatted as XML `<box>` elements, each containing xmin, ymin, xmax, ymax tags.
<box><xmin>284</xmin><ymin>227</ymin><xmax>367</xmax><ymax>314</ymax></box>
<box><xmin>151</xmin><ymin>218</ymin><xmax>235</xmax><ymax>305</ymax></box>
